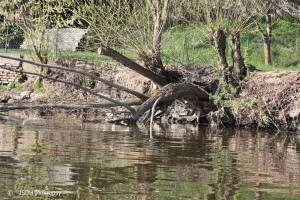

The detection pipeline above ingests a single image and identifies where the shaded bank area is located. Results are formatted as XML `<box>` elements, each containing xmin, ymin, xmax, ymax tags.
<box><xmin>0</xmin><ymin>57</ymin><xmax>299</xmax><ymax>132</ymax></box>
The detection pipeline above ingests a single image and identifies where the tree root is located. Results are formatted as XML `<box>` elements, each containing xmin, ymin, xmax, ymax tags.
<box><xmin>128</xmin><ymin>83</ymin><xmax>209</xmax><ymax>124</ymax></box>
<box><xmin>150</xmin><ymin>97</ymin><xmax>162</xmax><ymax>138</ymax></box>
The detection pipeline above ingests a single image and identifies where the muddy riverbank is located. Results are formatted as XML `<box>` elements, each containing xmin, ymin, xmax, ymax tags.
<box><xmin>0</xmin><ymin>58</ymin><xmax>299</xmax><ymax>132</ymax></box>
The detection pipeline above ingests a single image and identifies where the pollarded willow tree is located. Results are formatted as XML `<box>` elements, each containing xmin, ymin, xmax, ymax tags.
<box><xmin>179</xmin><ymin>0</ymin><xmax>264</xmax><ymax>87</ymax></box>
<box><xmin>63</xmin><ymin>0</ymin><xmax>169</xmax><ymax>86</ymax></box>
<box><xmin>58</xmin><ymin>0</ymin><xmax>210</xmax><ymax>123</ymax></box>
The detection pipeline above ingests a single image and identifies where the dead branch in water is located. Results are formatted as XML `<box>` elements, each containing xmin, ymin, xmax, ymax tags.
<box><xmin>150</xmin><ymin>97</ymin><xmax>162</xmax><ymax>138</ymax></box>
<box><xmin>0</xmin><ymin>101</ymin><xmax>142</xmax><ymax>112</ymax></box>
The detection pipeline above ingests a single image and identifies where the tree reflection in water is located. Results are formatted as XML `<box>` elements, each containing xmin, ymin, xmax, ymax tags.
<box><xmin>0</xmin><ymin>114</ymin><xmax>299</xmax><ymax>199</ymax></box>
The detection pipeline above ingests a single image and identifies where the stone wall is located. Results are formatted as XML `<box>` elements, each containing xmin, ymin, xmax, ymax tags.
<box><xmin>0</xmin><ymin>53</ymin><xmax>22</xmax><ymax>84</ymax></box>
<box><xmin>20</xmin><ymin>28</ymin><xmax>88</xmax><ymax>52</ymax></box>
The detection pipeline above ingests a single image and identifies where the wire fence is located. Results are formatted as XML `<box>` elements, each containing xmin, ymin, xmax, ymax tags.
<box><xmin>161</xmin><ymin>31</ymin><xmax>300</xmax><ymax>68</ymax></box>
<box><xmin>0</xmin><ymin>29</ymin><xmax>299</xmax><ymax>69</ymax></box>
<box><xmin>0</xmin><ymin>34</ymin><xmax>24</xmax><ymax>51</ymax></box>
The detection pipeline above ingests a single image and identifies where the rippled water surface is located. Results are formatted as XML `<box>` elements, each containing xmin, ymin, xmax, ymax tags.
<box><xmin>0</xmin><ymin>113</ymin><xmax>300</xmax><ymax>199</ymax></box>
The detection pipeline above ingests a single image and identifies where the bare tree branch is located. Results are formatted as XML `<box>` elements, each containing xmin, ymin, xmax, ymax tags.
<box><xmin>149</xmin><ymin>96</ymin><xmax>162</xmax><ymax>138</ymax></box>
<box><xmin>286</xmin><ymin>0</ymin><xmax>300</xmax><ymax>6</ymax></box>
<box><xmin>267</xmin><ymin>0</ymin><xmax>300</xmax><ymax>23</ymax></box>
<box><xmin>0</xmin><ymin>101</ymin><xmax>142</xmax><ymax>112</ymax></box>
<box><xmin>0</xmin><ymin>55</ymin><xmax>147</xmax><ymax>100</ymax></box>
<box><xmin>0</xmin><ymin>65</ymin><xmax>136</xmax><ymax>112</ymax></box>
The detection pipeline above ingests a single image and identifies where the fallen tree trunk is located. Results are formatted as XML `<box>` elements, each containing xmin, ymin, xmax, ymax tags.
<box><xmin>98</xmin><ymin>45</ymin><xmax>168</xmax><ymax>87</ymax></box>
<box><xmin>0</xmin><ymin>55</ymin><xmax>147</xmax><ymax>101</ymax></box>
<box><xmin>0</xmin><ymin>101</ymin><xmax>142</xmax><ymax>112</ymax></box>
<box><xmin>0</xmin><ymin>65</ymin><xmax>136</xmax><ymax>112</ymax></box>
<box><xmin>129</xmin><ymin>83</ymin><xmax>209</xmax><ymax>124</ymax></box>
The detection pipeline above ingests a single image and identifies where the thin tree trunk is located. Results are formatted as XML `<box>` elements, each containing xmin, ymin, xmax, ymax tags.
<box><xmin>98</xmin><ymin>45</ymin><xmax>168</xmax><ymax>87</ymax></box>
<box><xmin>0</xmin><ymin>55</ymin><xmax>147</xmax><ymax>100</ymax></box>
<box><xmin>148</xmin><ymin>8</ymin><xmax>164</xmax><ymax>73</ymax></box>
<box><xmin>21</xmin><ymin>13</ymin><xmax>45</xmax><ymax>64</ymax></box>
<box><xmin>254</xmin><ymin>2</ymin><xmax>273</xmax><ymax>66</ymax></box>
<box><xmin>263</xmin><ymin>37</ymin><xmax>271</xmax><ymax>65</ymax></box>
<box><xmin>231</xmin><ymin>32</ymin><xmax>246</xmax><ymax>83</ymax></box>
<box><xmin>145</xmin><ymin>0</ymin><xmax>169</xmax><ymax>75</ymax></box>
<box><xmin>264</xmin><ymin>5</ymin><xmax>272</xmax><ymax>65</ymax></box>
<box><xmin>296</xmin><ymin>22</ymin><xmax>299</xmax><ymax>49</ymax></box>
<box><xmin>212</xmin><ymin>29</ymin><xmax>229</xmax><ymax>83</ymax></box>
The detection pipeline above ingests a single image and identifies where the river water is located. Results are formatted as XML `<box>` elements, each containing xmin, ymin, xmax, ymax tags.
<box><xmin>0</xmin><ymin>113</ymin><xmax>299</xmax><ymax>200</ymax></box>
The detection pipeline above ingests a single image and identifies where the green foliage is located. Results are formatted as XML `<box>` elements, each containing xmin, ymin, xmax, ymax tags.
<box><xmin>6</xmin><ymin>82</ymin><xmax>15</xmax><ymax>90</ymax></box>
<box><xmin>33</xmin><ymin>78</ymin><xmax>44</xmax><ymax>93</ymax></box>
<box><xmin>15</xmin><ymin>82</ymin><xmax>21</xmax><ymax>91</ymax></box>
<box><xmin>161</xmin><ymin>23</ymin><xmax>216</xmax><ymax>65</ymax></box>
<box><xmin>243</xmin><ymin>45</ymin><xmax>251</xmax><ymax>67</ymax></box>
<box><xmin>272</xmin><ymin>15</ymin><xmax>299</xmax><ymax>36</ymax></box>
<box><xmin>247</xmin><ymin>98</ymin><xmax>259</xmax><ymax>107</ymax></box>
<box><xmin>240</xmin><ymin>35</ymin><xmax>300</xmax><ymax>71</ymax></box>
<box><xmin>162</xmin><ymin>19</ymin><xmax>299</xmax><ymax>69</ymax></box>
<box><xmin>261</xmin><ymin>109</ymin><xmax>269</xmax><ymax>124</ymax></box>
<box><xmin>85</xmin><ymin>78</ymin><xmax>94</xmax><ymax>87</ymax></box>
<box><xmin>0</xmin><ymin>25</ymin><xmax>24</xmax><ymax>49</ymax></box>
<box><xmin>209</xmin><ymin>69</ymin><xmax>270</xmax><ymax>127</ymax></box>
<box><xmin>76</xmin><ymin>29</ymin><xmax>100</xmax><ymax>52</ymax></box>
